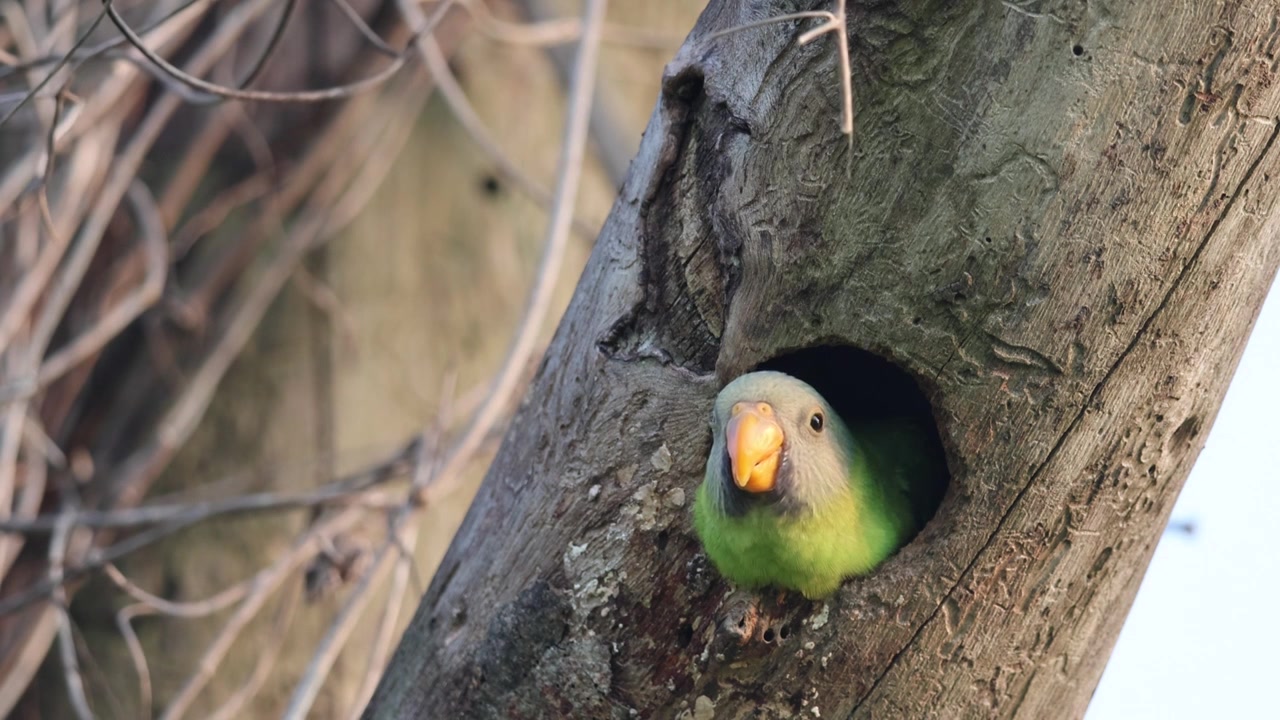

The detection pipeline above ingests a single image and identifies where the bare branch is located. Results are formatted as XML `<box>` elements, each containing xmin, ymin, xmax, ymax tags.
<box><xmin>0</xmin><ymin>434</ymin><xmax>48</xmax><ymax>579</ymax></box>
<box><xmin>0</xmin><ymin>0</ymin><xmax>217</xmax><ymax>215</ymax></box>
<box><xmin>115</xmin><ymin>603</ymin><xmax>153</xmax><ymax>717</ymax></box>
<box><xmin>35</xmin><ymin>180</ymin><xmax>168</xmax><ymax>388</ymax></box>
<box><xmin>170</xmin><ymin>174</ymin><xmax>273</xmax><ymax>259</ymax></box>
<box><xmin>0</xmin><ymin>4</ymin><xmax>106</xmax><ymax>130</ymax></box>
<box><xmin>205</xmin><ymin>586</ymin><xmax>299</xmax><ymax>720</ymax></box>
<box><xmin>347</xmin><ymin>535</ymin><xmax>414</xmax><ymax>720</ymax></box>
<box><xmin>0</xmin><ymin>0</ymin><xmax>204</xmax><ymax>79</ymax></box>
<box><xmin>98</xmin><ymin>0</ymin><xmax>420</xmax><ymax>105</ymax></box>
<box><xmin>236</xmin><ymin>0</ymin><xmax>298</xmax><ymax>88</ymax></box>
<box><xmin>401</xmin><ymin>8</ymin><xmax>600</xmax><ymax>238</ymax></box>
<box><xmin>50</xmin><ymin>500</ymin><xmax>94</xmax><ymax>720</ymax></box>
<box><xmin>27</xmin><ymin>0</ymin><xmax>281</xmax><ymax>365</ymax></box>
<box><xmin>324</xmin><ymin>0</ymin><xmax>400</xmax><ymax>57</ymax></box>
<box><xmin>104</xmin><ymin>563</ymin><xmax>253</xmax><ymax>618</ymax></box>
<box><xmin>0</xmin><ymin>436</ymin><xmax>417</xmax><ymax>533</ymax></box>
<box><xmin>461</xmin><ymin>0</ymin><xmax>681</xmax><ymax>49</ymax></box>
<box><xmin>702</xmin><ymin>1</ymin><xmax>853</xmax><ymax>136</ymax></box>
<box><xmin>282</xmin><ymin>511</ymin><xmax>417</xmax><ymax>720</ymax></box>
<box><xmin>156</xmin><ymin>504</ymin><xmax>369</xmax><ymax>720</ymax></box>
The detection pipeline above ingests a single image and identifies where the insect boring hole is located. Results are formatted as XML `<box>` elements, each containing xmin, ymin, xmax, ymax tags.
<box><xmin>754</xmin><ymin>345</ymin><xmax>950</xmax><ymax>536</ymax></box>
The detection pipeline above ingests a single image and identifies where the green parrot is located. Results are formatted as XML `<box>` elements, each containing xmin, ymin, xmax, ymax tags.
<box><xmin>692</xmin><ymin>370</ymin><xmax>935</xmax><ymax>599</ymax></box>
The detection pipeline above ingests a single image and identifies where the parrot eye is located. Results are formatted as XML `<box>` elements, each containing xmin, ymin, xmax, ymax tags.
<box><xmin>809</xmin><ymin>412</ymin><xmax>824</xmax><ymax>432</ymax></box>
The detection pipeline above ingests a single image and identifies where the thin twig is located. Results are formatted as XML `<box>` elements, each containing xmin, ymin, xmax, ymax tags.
<box><xmin>0</xmin><ymin>0</ymin><xmax>205</xmax><ymax>78</ymax></box>
<box><xmin>702</xmin><ymin>10</ymin><xmax>834</xmax><ymax>42</ymax></box>
<box><xmin>524</xmin><ymin>0</ymin><xmax>632</xmax><ymax>189</ymax></box>
<box><xmin>104</xmin><ymin>563</ymin><xmax>252</xmax><ymax>618</ymax></box>
<box><xmin>403</xmin><ymin>9</ymin><xmax>600</xmax><ymax>238</ymax></box>
<box><xmin>205</xmin><ymin>584</ymin><xmax>299</xmax><ymax>720</ymax></box>
<box><xmin>797</xmin><ymin>0</ymin><xmax>853</xmax><ymax>136</ymax></box>
<box><xmin>0</xmin><ymin>0</ymin><xmax>216</xmax><ymax>214</ymax></box>
<box><xmin>235</xmin><ymin>0</ymin><xmax>298</xmax><ymax>88</ymax></box>
<box><xmin>401</xmin><ymin>0</ymin><xmax>608</xmax><ymax>505</ymax></box>
<box><xmin>1</xmin><ymin>423</ymin><xmax>63</xmax><ymax>594</ymax></box>
<box><xmin>36</xmin><ymin>180</ymin><xmax>168</xmax><ymax>388</ymax></box>
<box><xmin>458</xmin><ymin>0</ymin><xmax>681</xmax><ymax>49</ymax></box>
<box><xmin>170</xmin><ymin>174</ymin><xmax>273</xmax><ymax>259</ymax></box>
<box><xmin>0</xmin><ymin>349</ymin><xmax>34</xmax><ymax>579</ymax></box>
<box><xmin>97</xmin><ymin>0</ymin><xmax>423</xmax><ymax>104</ymax></box>
<box><xmin>323</xmin><ymin>0</ymin><xmax>400</xmax><ymax>57</ymax></box>
<box><xmin>0</xmin><ymin>195</ymin><xmax>73</xmax><ymax>356</ymax></box>
<box><xmin>156</xmin><ymin>504</ymin><xmax>368</xmax><ymax>720</ymax></box>
<box><xmin>158</xmin><ymin>105</ymin><xmax>259</xmax><ymax>229</ymax></box>
<box><xmin>0</xmin><ymin>5</ymin><xmax>106</xmax><ymax>130</ymax></box>
<box><xmin>281</xmin><ymin>511</ymin><xmax>417</xmax><ymax>720</ymax></box>
<box><xmin>0</xmin><ymin>436</ymin><xmax>417</xmax><ymax>533</ymax></box>
<box><xmin>0</xmin><ymin>436</ymin><xmax>418</xmax><ymax>617</ymax></box>
<box><xmin>115</xmin><ymin>602</ymin><xmax>152</xmax><ymax>718</ymax></box>
<box><xmin>161</xmin><ymin>70</ymin><xmax>404</xmax><ymax>330</ymax></box>
<box><xmin>28</xmin><ymin>0</ymin><xmax>281</xmax><ymax>367</ymax></box>
<box><xmin>702</xmin><ymin>2</ymin><xmax>854</xmax><ymax>136</ymax></box>
<box><xmin>292</xmin><ymin>266</ymin><xmax>360</xmax><ymax>358</ymax></box>
<box><xmin>347</xmin><ymin>530</ymin><xmax>414</xmax><ymax>720</ymax></box>
<box><xmin>0</xmin><ymin>432</ymin><xmax>47</xmax><ymax>579</ymax></box>
<box><xmin>347</xmin><ymin>376</ymin><xmax>452</xmax><ymax>719</ymax></box>
<box><xmin>50</xmin><ymin>499</ymin><xmax>94</xmax><ymax>720</ymax></box>
<box><xmin>109</xmin><ymin>562</ymin><xmax>288</xmax><ymax>718</ymax></box>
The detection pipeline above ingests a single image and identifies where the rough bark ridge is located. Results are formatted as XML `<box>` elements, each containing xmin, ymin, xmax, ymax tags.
<box><xmin>371</xmin><ymin>1</ymin><xmax>1280</xmax><ymax>717</ymax></box>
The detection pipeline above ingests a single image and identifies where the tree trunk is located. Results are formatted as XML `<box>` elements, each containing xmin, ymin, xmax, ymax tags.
<box><xmin>369</xmin><ymin>1</ymin><xmax>1280</xmax><ymax>717</ymax></box>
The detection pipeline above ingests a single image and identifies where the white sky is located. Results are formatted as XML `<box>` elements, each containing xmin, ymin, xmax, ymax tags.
<box><xmin>1087</xmin><ymin>273</ymin><xmax>1280</xmax><ymax>718</ymax></box>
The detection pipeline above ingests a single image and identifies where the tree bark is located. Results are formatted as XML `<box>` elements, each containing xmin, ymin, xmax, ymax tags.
<box><xmin>369</xmin><ymin>1</ymin><xmax>1280</xmax><ymax>717</ymax></box>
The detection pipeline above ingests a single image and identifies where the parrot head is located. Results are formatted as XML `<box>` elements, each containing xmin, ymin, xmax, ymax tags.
<box><xmin>704</xmin><ymin>371</ymin><xmax>855</xmax><ymax>517</ymax></box>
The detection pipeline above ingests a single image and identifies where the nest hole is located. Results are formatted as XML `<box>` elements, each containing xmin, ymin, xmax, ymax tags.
<box><xmin>755</xmin><ymin>345</ymin><xmax>950</xmax><ymax>536</ymax></box>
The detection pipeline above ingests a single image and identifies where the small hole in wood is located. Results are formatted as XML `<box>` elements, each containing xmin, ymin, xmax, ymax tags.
<box><xmin>763</xmin><ymin>627</ymin><xmax>776</xmax><ymax>643</ymax></box>
<box><xmin>1171</xmin><ymin>415</ymin><xmax>1202</xmax><ymax>447</ymax></box>
<box><xmin>1072</xmin><ymin>44</ymin><xmax>1084</xmax><ymax>56</ymax></box>
<box><xmin>678</xmin><ymin>622</ymin><xmax>695</xmax><ymax>647</ymax></box>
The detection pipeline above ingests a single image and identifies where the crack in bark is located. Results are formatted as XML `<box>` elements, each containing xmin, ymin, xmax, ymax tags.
<box><xmin>847</xmin><ymin>117</ymin><xmax>1280</xmax><ymax>718</ymax></box>
<box><xmin>599</xmin><ymin>67</ymin><xmax>750</xmax><ymax>373</ymax></box>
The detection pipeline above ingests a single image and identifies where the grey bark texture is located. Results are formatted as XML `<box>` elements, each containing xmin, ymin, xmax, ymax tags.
<box><xmin>369</xmin><ymin>1</ymin><xmax>1280</xmax><ymax>718</ymax></box>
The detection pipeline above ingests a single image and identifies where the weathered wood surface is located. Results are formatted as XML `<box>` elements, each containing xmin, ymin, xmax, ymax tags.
<box><xmin>370</xmin><ymin>1</ymin><xmax>1280</xmax><ymax>717</ymax></box>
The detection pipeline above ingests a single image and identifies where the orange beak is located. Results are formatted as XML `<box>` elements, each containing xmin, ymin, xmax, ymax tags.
<box><xmin>725</xmin><ymin>402</ymin><xmax>783</xmax><ymax>493</ymax></box>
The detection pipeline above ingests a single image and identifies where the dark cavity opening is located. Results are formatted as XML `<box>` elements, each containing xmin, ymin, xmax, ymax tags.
<box><xmin>677</xmin><ymin>623</ymin><xmax>695</xmax><ymax>647</ymax></box>
<box><xmin>755</xmin><ymin>345</ymin><xmax>950</xmax><ymax>535</ymax></box>
<box><xmin>1071</xmin><ymin>44</ymin><xmax>1084</xmax><ymax>56</ymax></box>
